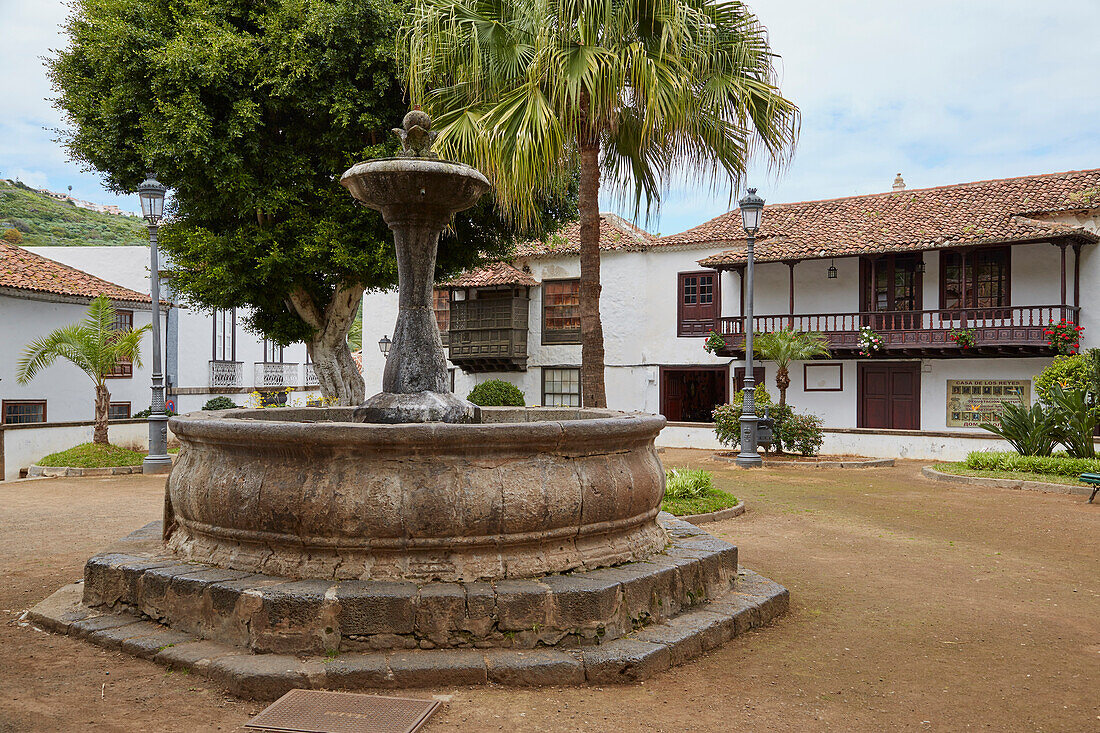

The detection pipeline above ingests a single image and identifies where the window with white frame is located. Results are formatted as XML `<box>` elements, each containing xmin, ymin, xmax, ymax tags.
<box><xmin>213</xmin><ymin>309</ymin><xmax>236</xmax><ymax>361</ymax></box>
<box><xmin>542</xmin><ymin>367</ymin><xmax>581</xmax><ymax>407</ymax></box>
<box><xmin>263</xmin><ymin>339</ymin><xmax>283</xmax><ymax>363</ymax></box>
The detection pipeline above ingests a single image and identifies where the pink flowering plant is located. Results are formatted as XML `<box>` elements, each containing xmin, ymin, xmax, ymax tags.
<box><xmin>857</xmin><ymin>326</ymin><xmax>883</xmax><ymax>357</ymax></box>
<box><xmin>1044</xmin><ymin>320</ymin><xmax>1083</xmax><ymax>355</ymax></box>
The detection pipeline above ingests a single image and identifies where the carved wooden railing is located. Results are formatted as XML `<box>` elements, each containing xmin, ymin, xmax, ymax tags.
<box><xmin>716</xmin><ymin>305</ymin><xmax>1079</xmax><ymax>352</ymax></box>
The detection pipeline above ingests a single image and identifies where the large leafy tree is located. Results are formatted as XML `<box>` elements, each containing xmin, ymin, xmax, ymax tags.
<box><xmin>403</xmin><ymin>0</ymin><xmax>799</xmax><ymax>406</ymax></box>
<box><xmin>753</xmin><ymin>329</ymin><xmax>830</xmax><ymax>406</ymax></box>
<box><xmin>17</xmin><ymin>295</ymin><xmax>149</xmax><ymax>444</ymax></box>
<box><xmin>49</xmin><ymin>0</ymin><xmax>573</xmax><ymax>405</ymax></box>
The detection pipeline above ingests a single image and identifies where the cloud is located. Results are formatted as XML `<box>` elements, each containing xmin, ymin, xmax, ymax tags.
<box><xmin>8</xmin><ymin>169</ymin><xmax>50</xmax><ymax>189</ymax></box>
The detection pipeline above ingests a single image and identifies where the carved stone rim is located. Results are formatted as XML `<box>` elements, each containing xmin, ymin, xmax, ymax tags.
<box><xmin>169</xmin><ymin>407</ymin><xmax>666</xmax><ymax>451</ymax></box>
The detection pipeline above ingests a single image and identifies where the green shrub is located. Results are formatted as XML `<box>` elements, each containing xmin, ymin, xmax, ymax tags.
<box><xmin>979</xmin><ymin>401</ymin><xmax>1060</xmax><ymax>456</ymax></box>
<box><xmin>965</xmin><ymin>451</ymin><xmax>1100</xmax><ymax>477</ymax></box>
<box><xmin>202</xmin><ymin>396</ymin><xmax>238</xmax><ymax>411</ymax></box>
<box><xmin>467</xmin><ymin>379</ymin><xmax>525</xmax><ymax>406</ymax></box>
<box><xmin>664</xmin><ymin>468</ymin><xmax>714</xmax><ymax>500</ymax></box>
<box><xmin>133</xmin><ymin>406</ymin><xmax>178</xmax><ymax>418</ymax></box>
<box><xmin>713</xmin><ymin>385</ymin><xmax>773</xmax><ymax>448</ymax></box>
<box><xmin>2</xmin><ymin>227</ymin><xmax>22</xmax><ymax>243</ymax></box>
<box><xmin>37</xmin><ymin>442</ymin><xmax>144</xmax><ymax>468</ymax></box>
<box><xmin>777</xmin><ymin>411</ymin><xmax>825</xmax><ymax>456</ymax></box>
<box><xmin>1035</xmin><ymin>355</ymin><xmax>1092</xmax><ymax>405</ymax></box>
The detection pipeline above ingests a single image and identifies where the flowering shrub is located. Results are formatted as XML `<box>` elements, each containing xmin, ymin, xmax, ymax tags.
<box><xmin>703</xmin><ymin>330</ymin><xmax>726</xmax><ymax>354</ymax></box>
<box><xmin>948</xmin><ymin>327</ymin><xmax>977</xmax><ymax>350</ymax></box>
<box><xmin>777</xmin><ymin>412</ymin><xmax>825</xmax><ymax>457</ymax></box>
<box><xmin>857</xmin><ymin>327</ymin><xmax>883</xmax><ymax>357</ymax></box>
<box><xmin>1044</xmin><ymin>320</ymin><xmax>1083</xmax><ymax>355</ymax></box>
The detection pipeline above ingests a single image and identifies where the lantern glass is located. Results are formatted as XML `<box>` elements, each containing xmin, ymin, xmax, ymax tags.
<box><xmin>137</xmin><ymin>174</ymin><xmax>166</xmax><ymax>224</ymax></box>
<box><xmin>827</xmin><ymin>260</ymin><xmax>838</xmax><ymax>279</ymax></box>
<box><xmin>378</xmin><ymin>335</ymin><xmax>392</xmax><ymax>356</ymax></box>
<box><xmin>738</xmin><ymin>188</ymin><xmax>765</xmax><ymax>234</ymax></box>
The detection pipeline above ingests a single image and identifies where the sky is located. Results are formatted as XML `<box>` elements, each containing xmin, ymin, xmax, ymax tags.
<box><xmin>2</xmin><ymin>0</ymin><xmax>1099</xmax><ymax>234</ymax></box>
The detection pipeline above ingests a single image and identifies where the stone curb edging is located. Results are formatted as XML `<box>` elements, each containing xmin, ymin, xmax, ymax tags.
<box><xmin>713</xmin><ymin>454</ymin><xmax>894</xmax><ymax>469</ymax></box>
<box><xmin>26</xmin><ymin>567</ymin><xmax>789</xmax><ymax>701</ymax></box>
<box><xmin>27</xmin><ymin>464</ymin><xmax>142</xmax><ymax>478</ymax></box>
<box><xmin>676</xmin><ymin>503</ymin><xmax>746</xmax><ymax>524</ymax></box>
<box><xmin>921</xmin><ymin>466</ymin><xmax>1093</xmax><ymax>497</ymax></box>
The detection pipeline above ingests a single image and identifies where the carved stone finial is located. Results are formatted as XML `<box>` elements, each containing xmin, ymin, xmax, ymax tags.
<box><xmin>393</xmin><ymin>109</ymin><xmax>439</xmax><ymax>158</ymax></box>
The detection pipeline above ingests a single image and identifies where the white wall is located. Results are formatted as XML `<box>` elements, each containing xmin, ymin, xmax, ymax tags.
<box><xmin>0</xmin><ymin>292</ymin><xmax>157</xmax><ymax>421</ymax></box>
<box><xmin>28</xmin><ymin>245</ymin><xmax>319</xmax><ymax>409</ymax></box>
<box><xmin>0</xmin><ymin>419</ymin><xmax>155</xmax><ymax>481</ymax></box>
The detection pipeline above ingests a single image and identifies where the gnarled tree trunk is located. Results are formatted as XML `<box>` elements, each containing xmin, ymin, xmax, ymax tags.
<box><xmin>289</xmin><ymin>283</ymin><xmax>366</xmax><ymax>406</ymax></box>
<box><xmin>577</xmin><ymin>100</ymin><xmax>607</xmax><ymax>408</ymax></box>
<box><xmin>93</xmin><ymin>382</ymin><xmax>110</xmax><ymax>444</ymax></box>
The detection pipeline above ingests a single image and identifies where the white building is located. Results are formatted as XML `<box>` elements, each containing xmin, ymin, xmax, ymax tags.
<box><xmin>0</xmin><ymin>242</ymin><xmax>157</xmax><ymax>425</ymax></box>
<box><xmin>21</xmin><ymin>245</ymin><xmax>322</xmax><ymax>414</ymax></box>
<box><xmin>361</xmin><ymin>168</ymin><xmax>1100</xmax><ymax>459</ymax></box>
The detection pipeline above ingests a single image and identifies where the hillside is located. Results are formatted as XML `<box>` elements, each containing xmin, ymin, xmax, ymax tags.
<box><xmin>0</xmin><ymin>179</ymin><xmax>146</xmax><ymax>246</ymax></box>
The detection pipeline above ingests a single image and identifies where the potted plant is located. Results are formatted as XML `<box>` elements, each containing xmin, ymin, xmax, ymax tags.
<box><xmin>948</xmin><ymin>327</ymin><xmax>977</xmax><ymax>350</ymax></box>
<box><xmin>1044</xmin><ymin>320</ymin><xmax>1083</xmax><ymax>355</ymax></box>
<box><xmin>857</xmin><ymin>326</ymin><xmax>883</xmax><ymax>357</ymax></box>
<box><xmin>703</xmin><ymin>330</ymin><xmax>726</xmax><ymax>354</ymax></box>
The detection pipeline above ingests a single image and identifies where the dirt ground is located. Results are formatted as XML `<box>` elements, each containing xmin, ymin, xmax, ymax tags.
<box><xmin>1</xmin><ymin>452</ymin><xmax>1097</xmax><ymax>732</ymax></box>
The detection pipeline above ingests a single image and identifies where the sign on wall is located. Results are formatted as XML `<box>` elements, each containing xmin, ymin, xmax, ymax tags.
<box><xmin>946</xmin><ymin>379</ymin><xmax>1031</xmax><ymax>428</ymax></box>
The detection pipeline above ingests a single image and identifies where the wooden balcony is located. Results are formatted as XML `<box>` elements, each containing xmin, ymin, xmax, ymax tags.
<box><xmin>447</xmin><ymin>291</ymin><xmax>530</xmax><ymax>373</ymax></box>
<box><xmin>715</xmin><ymin>304</ymin><xmax>1078</xmax><ymax>358</ymax></box>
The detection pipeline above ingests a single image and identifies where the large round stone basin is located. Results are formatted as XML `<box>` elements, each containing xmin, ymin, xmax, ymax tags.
<box><xmin>164</xmin><ymin>407</ymin><xmax>669</xmax><ymax>582</ymax></box>
<box><xmin>340</xmin><ymin>158</ymin><xmax>490</xmax><ymax>216</ymax></box>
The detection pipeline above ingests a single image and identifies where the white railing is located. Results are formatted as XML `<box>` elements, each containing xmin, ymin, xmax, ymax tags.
<box><xmin>254</xmin><ymin>362</ymin><xmax>299</xmax><ymax>388</ymax></box>
<box><xmin>209</xmin><ymin>360</ymin><xmax>243</xmax><ymax>389</ymax></box>
<box><xmin>303</xmin><ymin>362</ymin><xmax>320</xmax><ymax>386</ymax></box>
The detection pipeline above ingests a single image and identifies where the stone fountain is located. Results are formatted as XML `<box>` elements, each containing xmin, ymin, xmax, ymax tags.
<box><xmin>28</xmin><ymin>111</ymin><xmax>788</xmax><ymax>700</ymax></box>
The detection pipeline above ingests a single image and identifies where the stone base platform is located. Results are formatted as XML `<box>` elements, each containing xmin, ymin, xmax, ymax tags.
<box><xmin>27</xmin><ymin>515</ymin><xmax>789</xmax><ymax>700</ymax></box>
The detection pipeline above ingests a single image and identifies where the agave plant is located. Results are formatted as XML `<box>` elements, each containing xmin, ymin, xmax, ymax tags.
<box><xmin>979</xmin><ymin>401</ymin><xmax>1061</xmax><ymax>457</ymax></box>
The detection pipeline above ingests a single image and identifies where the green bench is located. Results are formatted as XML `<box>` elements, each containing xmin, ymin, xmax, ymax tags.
<box><xmin>1080</xmin><ymin>473</ymin><xmax>1100</xmax><ymax>503</ymax></box>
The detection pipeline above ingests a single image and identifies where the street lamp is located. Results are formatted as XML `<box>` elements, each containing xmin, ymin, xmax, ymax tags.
<box><xmin>138</xmin><ymin>174</ymin><xmax>172</xmax><ymax>475</ymax></box>
<box><xmin>378</xmin><ymin>335</ymin><xmax>392</xmax><ymax>358</ymax></box>
<box><xmin>736</xmin><ymin>188</ymin><xmax>765</xmax><ymax>468</ymax></box>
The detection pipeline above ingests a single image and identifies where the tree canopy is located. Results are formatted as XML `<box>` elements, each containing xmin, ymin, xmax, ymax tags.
<box><xmin>50</xmin><ymin>0</ymin><xmax>574</xmax><ymax>402</ymax></box>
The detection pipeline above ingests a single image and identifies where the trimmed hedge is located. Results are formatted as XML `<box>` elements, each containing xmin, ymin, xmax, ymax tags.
<box><xmin>203</xmin><ymin>396</ymin><xmax>238</xmax><ymax>410</ymax></box>
<box><xmin>467</xmin><ymin>379</ymin><xmax>525</xmax><ymax>406</ymax></box>
<box><xmin>965</xmin><ymin>451</ymin><xmax>1100</xmax><ymax>478</ymax></box>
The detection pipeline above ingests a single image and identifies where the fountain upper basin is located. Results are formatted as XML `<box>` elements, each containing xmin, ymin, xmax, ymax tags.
<box><xmin>164</xmin><ymin>406</ymin><xmax>669</xmax><ymax>582</ymax></box>
<box><xmin>340</xmin><ymin>158</ymin><xmax>490</xmax><ymax>216</ymax></box>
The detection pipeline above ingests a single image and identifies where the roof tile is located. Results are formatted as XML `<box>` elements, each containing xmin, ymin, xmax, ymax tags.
<box><xmin>0</xmin><ymin>242</ymin><xmax>150</xmax><ymax>303</ymax></box>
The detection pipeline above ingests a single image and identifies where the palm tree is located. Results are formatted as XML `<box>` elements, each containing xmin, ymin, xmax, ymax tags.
<box><xmin>17</xmin><ymin>295</ymin><xmax>150</xmax><ymax>444</ymax></box>
<box><xmin>403</xmin><ymin>0</ymin><xmax>799</xmax><ymax>406</ymax></box>
<box><xmin>753</xmin><ymin>329</ymin><xmax>830</xmax><ymax>406</ymax></box>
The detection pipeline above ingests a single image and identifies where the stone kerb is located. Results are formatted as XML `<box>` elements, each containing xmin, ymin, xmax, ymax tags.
<box><xmin>82</xmin><ymin>515</ymin><xmax>738</xmax><ymax>655</ymax></box>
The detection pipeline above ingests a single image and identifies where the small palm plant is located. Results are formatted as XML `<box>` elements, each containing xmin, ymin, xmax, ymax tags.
<box><xmin>752</xmin><ymin>329</ymin><xmax>831</xmax><ymax>406</ymax></box>
<box><xmin>17</xmin><ymin>295</ymin><xmax>150</xmax><ymax>444</ymax></box>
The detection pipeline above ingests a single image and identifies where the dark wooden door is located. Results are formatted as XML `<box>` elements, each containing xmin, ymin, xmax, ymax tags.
<box><xmin>661</xmin><ymin>366</ymin><xmax>729</xmax><ymax>423</ymax></box>
<box><xmin>858</xmin><ymin>362</ymin><xmax>920</xmax><ymax>429</ymax></box>
<box><xmin>663</xmin><ymin>371</ymin><xmax>684</xmax><ymax>422</ymax></box>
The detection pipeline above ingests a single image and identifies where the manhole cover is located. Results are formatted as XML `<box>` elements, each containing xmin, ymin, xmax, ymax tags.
<box><xmin>245</xmin><ymin>689</ymin><xmax>441</xmax><ymax>733</ymax></box>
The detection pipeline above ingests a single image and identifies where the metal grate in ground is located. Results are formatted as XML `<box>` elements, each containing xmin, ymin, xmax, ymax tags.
<box><xmin>245</xmin><ymin>689</ymin><xmax>441</xmax><ymax>733</ymax></box>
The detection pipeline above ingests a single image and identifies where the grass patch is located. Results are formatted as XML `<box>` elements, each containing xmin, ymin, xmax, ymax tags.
<box><xmin>661</xmin><ymin>488</ymin><xmax>739</xmax><ymax>517</ymax></box>
<box><xmin>933</xmin><ymin>462</ymin><xmax>1083</xmax><ymax>487</ymax></box>
<box><xmin>37</xmin><ymin>442</ymin><xmax>144</xmax><ymax>468</ymax></box>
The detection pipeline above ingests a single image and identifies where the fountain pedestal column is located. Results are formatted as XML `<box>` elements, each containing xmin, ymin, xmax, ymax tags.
<box><xmin>341</xmin><ymin>112</ymin><xmax>490</xmax><ymax>423</ymax></box>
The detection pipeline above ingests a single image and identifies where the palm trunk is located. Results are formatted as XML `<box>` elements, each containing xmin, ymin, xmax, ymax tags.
<box><xmin>289</xmin><ymin>283</ymin><xmax>365</xmax><ymax>406</ymax></box>
<box><xmin>577</xmin><ymin>122</ymin><xmax>606</xmax><ymax>408</ymax></box>
<box><xmin>93</xmin><ymin>382</ymin><xmax>110</xmax><ymax>444</ymax></box>
<box><xmin>776</xmin><ymin>366</ymin><xmax>790</xmax><ymax>407</ymax></box>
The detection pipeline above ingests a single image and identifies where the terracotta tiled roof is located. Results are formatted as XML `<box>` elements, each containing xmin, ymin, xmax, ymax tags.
<box><xmin>0</xmin><ymin>241</ymin><xmax>151</xmax><ymax>303</ymax></box>
<box><xmin>514</xmin><ymin>213</ymin><xmax>657</xmax><ymax>258</ymax></box>
<box><xmin>681</xmin><ymin>169</ymin><xmax>1100</xmax><ymax>268</ymax></box>
<box><xmin>443</xmin><ymin>261</ymin><xmax>538</xmax><ymax>287</ymax></box>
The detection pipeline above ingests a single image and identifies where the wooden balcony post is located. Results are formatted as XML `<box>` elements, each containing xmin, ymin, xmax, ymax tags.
<box><xmin>959</xmin><ymin>249</ymin><xmax>968</xmax><ymax>328</ymax></box>
<box><xmin>735</xmin><ymin>265</ymin><xmax>746</xmax><ymax>333</ymax></box>
<box><xmin>1058</xmin><ymin>242</ymin><xmax>1068</xmax><ymax>308</ymax></box>
<box><xmin>785</xmin><ymin>260</ymin><xmax>798</xmax><ymax>329</ymax></box>
<box><xmin>1073</xmin><ymin>243</ymin><xmax>1081</xmax><ymax>310</ymax></box>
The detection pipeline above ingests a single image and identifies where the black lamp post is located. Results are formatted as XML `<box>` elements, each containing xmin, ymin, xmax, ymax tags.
<box><xmin>736</xmin><ymin>188</ymin><xmax>764</xmax><ymax>468</ymax></box>
<box><xmin>138</xmin><ymin>174</ymin><xmax>172</xmax><ymax>474</ymax></box>
<box><xmin>378</xmin><ymin>335</ymin><xmax>392</xmax><ymax>358</ymax></box>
